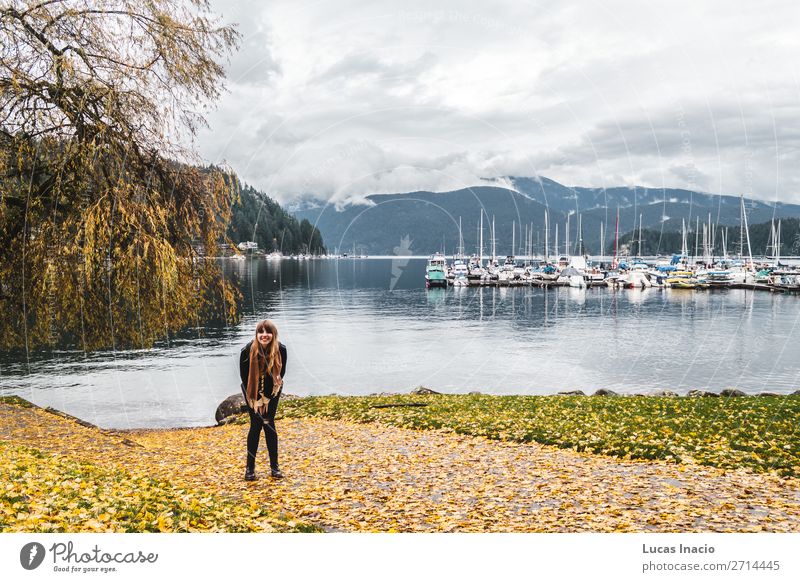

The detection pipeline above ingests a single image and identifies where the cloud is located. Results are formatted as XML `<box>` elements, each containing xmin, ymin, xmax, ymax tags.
<box><xmin>225</xmin><ymin>31</ymin><xmax>282</xmax><ymax>88</ymax></box>
<box><xmin>530</xmin><ymin>98</ymin><xmax>800</xmax><ymax>200</ymax></box>
<box><xmin>200</xmin><ymin>0</ymin><xmax>800</xmax><ymax>204</ymax></box>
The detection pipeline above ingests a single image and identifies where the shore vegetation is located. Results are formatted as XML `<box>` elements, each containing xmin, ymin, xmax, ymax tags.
<box><xmin>278</xmin><ymin>393</ymin><xmax>800</xmax><ymax>476</ymax></box>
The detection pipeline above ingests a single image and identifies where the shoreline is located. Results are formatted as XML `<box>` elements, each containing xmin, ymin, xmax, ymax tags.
<box><xmin>3</xmin><ymin>387</ymin><xmax>799</xmax><ymax>432</ymax></box>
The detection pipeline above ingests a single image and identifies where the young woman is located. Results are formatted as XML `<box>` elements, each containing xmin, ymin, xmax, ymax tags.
<box><xmin>239</xmin><ymin>319</ymin><xmax>287</xmax><ymax>481</ymax></box>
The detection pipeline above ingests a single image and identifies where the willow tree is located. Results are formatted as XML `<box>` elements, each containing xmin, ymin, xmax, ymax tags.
<box><xmin>0</xmin><ymin>0</ymin><xmax>241</xmax><ymax>350</ymax></box>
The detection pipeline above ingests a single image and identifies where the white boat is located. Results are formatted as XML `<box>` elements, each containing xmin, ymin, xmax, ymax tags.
<box><xmin>558</xmin><ymin>266</ymin><xmax>586</xmax><ymax>288</ymax></box>
<box><xmin>451</xmin><ymin>258</ymin><xmax>469</xmax><ymax>278</ymax></box>
<box><xmin>453</xmin><ymin>274</ymin><xmax>469</xmax><ymax>287</ymax></box>
<box><xmin>619</xmin><ymin>270</ymin><xmax>651</xmax><ymax>289</ymax></box>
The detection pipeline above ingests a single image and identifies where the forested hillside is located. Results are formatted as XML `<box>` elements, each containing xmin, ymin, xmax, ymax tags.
<box><xmin>227</xmin><ymin>182</ymin><xmax>325</xmax><ymax>254</ymax></box>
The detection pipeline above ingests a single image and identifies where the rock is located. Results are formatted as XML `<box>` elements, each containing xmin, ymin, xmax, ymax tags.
<box><xmin>720</xmin><ymin>388</ymin><xmax>747</xmax><ymax>397</ymax></box>
<box><xmin>649</xmin><ymin>390</ymin><xmax>679</xmax><ymax>397</ymax></box>
<box><xmin>369</xmin><ymin>392</ymin><xmax>400</xmax><ymax>397</ymax></box>
<box><xmin>592</xmin><ymin>389</ymin><xmax>619</xmax><ymax>397</ymax></box>
<box><xmin>557</xmin><ymin>390</ymin><xmax>586</xmax><ymax>396</ymax></box>
<box><xmin>217</xmin><ymin>413</ymin><xmax>246</xmax><ymax>426</ymax></box>
<box><xmin>686</xmin><ymin>390</ymin><xmax>719</xmax><ymax>397</ymax></box>
<box><xmin>410</xmin><ymin>386</ymin><xmax>441</xmax><ymax>395</ymax></box>
<box><xmin>467</xmin><ymin>391</ymin><xmax>482</xmax><ymax>395</ymax></box>
<box><xmin>280</xmin><ymin>393</ymin><xmax>302</xmax><ymax>400</ymax></box>
<box><xmin>215</xmin><ymin>393</ymin><xmax>247</xmax><ymax>425</ymax></box>
<box><xmin>791</xmin><ymin>390</ymin><xmax>800</xmax><ymax>396</ymax></box>
<box><xmin>757</xmin><ymin>392</ymin><xmax>780</xmax><ymax>397</ymax></box>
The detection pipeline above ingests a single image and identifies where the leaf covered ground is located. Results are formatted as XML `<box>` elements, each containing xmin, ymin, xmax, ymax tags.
<box><xmin>1</xmin><ymin>396</ymin><xmax>798</xmax><ymax>532</ymax></box>
<box><xmin>0</xmin><ymin>442</ymin><xmax>313</xmax><ymax>532</ymax></box>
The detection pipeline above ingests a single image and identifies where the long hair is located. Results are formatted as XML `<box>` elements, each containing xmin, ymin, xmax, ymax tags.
<box><xmin>246</xmin><ymin>319</ymin><xmax>282</xmax><ymax>402</ymax></box>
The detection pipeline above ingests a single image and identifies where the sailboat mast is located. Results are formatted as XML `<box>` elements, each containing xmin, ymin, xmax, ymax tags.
<box><xmin>544</xmin><ymin>211</ymin><xmax>549</xmax><ymax>261</ymax></box>
<box><xmin>600</xmin><ymin>221</ymin><xmax>605</xmax><ymax>259</ymax></box>
<box><xmin>531</xmin><ymin>222</ymin><xmax>534</xmax><ymax>259</ymax></box>
<box><xmin>741</xmin><ymin>195</ymin><xmax>754</xmax><ymax>270</ymax></box>
<box><xmin>681</xmin><ymin>218</ymin><xmax>688</xmax><ymax>259</ymax></box>
<box><xmin>708</xmin><ymin>213</ymin><xmax>713</xmax><ymax>261</ymax></box>
<box><xmin>512</xmin><ymin>220</ymin><xmax>515</xmax><ymax>257</ymax></box>
<box><xmin>613</xmin><ymin>208</ymin><xmax>619</xmax><ymax>267</ymax></box>
<box><xmin>458</xmin><ymin>216</ymin><xmax>463</xmax><ymax>258</ymax></box>
<box><xmin>492</xmin><ymin>214</ymin><xmax>497</xmax><ymax>264</ymax></box>
<box><xmin>723</xmin><ymin>227</ymin><xmax>728</xmax><ymax>259</ymax></box>
<box><xmin>555</xmin><ymin>223</ymin><xmax>559</xmax><ymax>259</ymax></box>
<box><xmin>479</xmin><ymin>212</ymin><xmax>484</xmax><ymax>264</ymax></box>
<box><xmin>638</xmin><ymin>213</ymin><xmax>643</xmax><ymax>257</ymax></box>
<box><xmin>739</xmin><ymin>194</ymin><xmax>745</xmax><ymax>258</ymax></box>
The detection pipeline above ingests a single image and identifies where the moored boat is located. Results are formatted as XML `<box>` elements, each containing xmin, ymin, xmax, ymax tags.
<box><xmin>425</xmin><ymin>253</ymin><xmax>448</xmax><ymax>288</ymax></box>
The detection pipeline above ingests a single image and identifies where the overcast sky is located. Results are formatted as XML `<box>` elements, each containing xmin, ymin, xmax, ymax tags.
<box><xmin>198</xmin><ymin>0</ymin><xmax>800</xmax><ymax>206</ymax></box>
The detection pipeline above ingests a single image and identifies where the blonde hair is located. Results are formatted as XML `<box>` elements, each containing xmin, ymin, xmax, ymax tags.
<box><xmin>246</xmin><ymin>319</ymin><xmax>282</xmax><ymax>402</ymax></box>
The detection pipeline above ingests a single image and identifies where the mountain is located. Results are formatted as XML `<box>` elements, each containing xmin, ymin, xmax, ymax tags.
<box><xmin>228</xmin><ymin>181</ymin><xmax>325</xmax><ymax>254</ymax></box>
<box><xmin>294</xmin><ymin>177</ymin><xmax>800</xmax><ymax>256</ymax></box>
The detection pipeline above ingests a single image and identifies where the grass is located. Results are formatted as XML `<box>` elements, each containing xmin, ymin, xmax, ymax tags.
<box><xmin>0</xmin><ymin>396</ymin><xmax>34</xmax><ymax>408</ymax></box>
<box><xmin>278</xmin><ymin>394</ymin><xmax>800</xmax><ymax>476</ymax></box>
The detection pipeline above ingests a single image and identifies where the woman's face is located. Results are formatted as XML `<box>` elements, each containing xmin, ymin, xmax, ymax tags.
<box><xmin>257</xmin><ymin>328</ymin><xmax>273</xmax><ymax>347</ymax></box>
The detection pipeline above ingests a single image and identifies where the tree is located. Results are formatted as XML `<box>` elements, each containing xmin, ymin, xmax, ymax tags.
<box><xmin>226</xmin><ymin>182</ymin><xmax>326</xmax><ymax>255</ymax></box>
<box><xmin>0</xmin><ymin>1</ymin><xmax>241</xmax><ymax>350</ymax></box>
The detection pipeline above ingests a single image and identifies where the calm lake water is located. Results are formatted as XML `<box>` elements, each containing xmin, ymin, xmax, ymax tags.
<box><xmin>1</xmin><ymin>258</ymin><xmax>799</xmax><ymax>428</ymax></box>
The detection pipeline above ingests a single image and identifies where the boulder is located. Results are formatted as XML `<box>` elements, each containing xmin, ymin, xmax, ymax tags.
<box><xmin>757</xmin><ymin>392</ymin><xmax>780</xmax><ymax>397</ymax></box>
<box><xmin>467</xmin><ymin>391</ymin><xmax>483</xmax><ymax>395</ymax></box>
<box><xmin>411</xmin><ymin>386</ymin><xmax>441</xmax><ymax>395</ymax></box>
<box><xmin>215</xmin><ymin>393</ymin><xmax>247</xmax><ymax>425</ymax></box>
<box><xmin>557</xmin><ymin>390</ymin><xmax>586</xmax><ymax>396</ymax></box>
<box><xmin>720</xmin><ymin>388</ymin><xmax>747</xmax><ymax>397</ymax></box>
<box><xmin>649</xmin><ymin>390</ymin><xmax>679</xmax><ymax>397</ymax></box>
<box><xmin>686</xmin><ymin>390</ymin><xmax>719</xmax><ymax>397</ymax></box>
<box><xmin>791</xmin><ymin>390</ymin><xmax>800</xmax><ymax>396</ymax></box>
<box><xmin>592</xmin><ymin>389</ymin><xmax>619</xmax><ymax>397</ymax></box>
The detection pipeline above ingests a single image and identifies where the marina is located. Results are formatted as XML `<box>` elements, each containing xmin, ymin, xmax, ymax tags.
<box><xmin>423</xmin><ymin>253</ymin><xmax>800</xmax><ymax>293</ymax></box>
<box><xmin>417</xmin><ymin>203</ymin><xmax>800</xmax><ymax>293</ymax></box>
<box><xmin>2</xmin><ymin>257</ymin><xmax>799</xmax><ymax>429</ymax></box>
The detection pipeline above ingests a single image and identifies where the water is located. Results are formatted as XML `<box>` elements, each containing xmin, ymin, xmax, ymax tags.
<box><xmin>2</xmin><ymin>258</ymin><xmax>799</xmax><ymax>428</ymax></box>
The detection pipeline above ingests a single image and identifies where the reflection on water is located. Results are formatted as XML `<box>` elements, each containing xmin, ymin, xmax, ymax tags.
<box><xmin>1</xmin><ymin>258</ymin><xmax>798</xmax><ymax>428</ymax></box>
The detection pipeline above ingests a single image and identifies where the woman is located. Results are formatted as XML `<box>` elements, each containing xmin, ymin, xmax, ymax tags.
<box><xmin>239</xmin><ymin>319</ymin><xmax>287</xmax><ymax>481</ymax></box>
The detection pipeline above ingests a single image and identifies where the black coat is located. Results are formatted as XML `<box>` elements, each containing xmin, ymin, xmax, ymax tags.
<box><xmin>239</xmin><ymin>340</ymin><xmax>287</xmax><ymax>398</ymax></box>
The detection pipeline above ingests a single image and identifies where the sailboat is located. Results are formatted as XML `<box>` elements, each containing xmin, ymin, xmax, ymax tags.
<box><xmin>729</xmin><ymin>195</ymin><xmax>756</xmax><ymax>285</ymax></box>
<box><xmin>451</xmin><ymin>217</ymin><xmax>469</xmax><ymax>284</ymax></box>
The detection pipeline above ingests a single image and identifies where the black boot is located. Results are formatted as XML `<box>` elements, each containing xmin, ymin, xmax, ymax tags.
<box><xmin>244</xmin><ymin>469</ymin><xmax>257</xmax><ymax>481</ymax></box>
<box><xmin>270</xmin><ymin>466</ymin><xmax>283</xmax><ymax>479</ymax></box>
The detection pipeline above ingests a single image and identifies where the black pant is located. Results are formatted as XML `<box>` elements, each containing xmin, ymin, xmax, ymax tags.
<box><xmin>246</xmin><ymin>392</ymin><xmax>281</xmax><ymax>472</ymax></box>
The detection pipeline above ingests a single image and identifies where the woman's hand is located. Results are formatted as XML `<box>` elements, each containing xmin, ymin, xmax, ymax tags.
<box><xmin>253</xmin><ymin>395</ymin><xmax>269</xmax><ymax>415</ymax></box>
<box><xmin>271</xmin><ymin>375</ymin><xmax>283</xmax><ymax>397</ymax></box>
